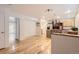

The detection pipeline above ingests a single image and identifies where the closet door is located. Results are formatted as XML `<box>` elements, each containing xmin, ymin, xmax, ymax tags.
<box><xmin>0</xmin><ymin>13</ymin><xmax>5</xmax><ymax>49</ymax></box>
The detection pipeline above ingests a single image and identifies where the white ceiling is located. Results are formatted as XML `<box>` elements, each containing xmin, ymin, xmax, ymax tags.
<box><xmin>1</xmin><ymin>4</ymin><xmax>79</xmax><ymax>19</ymax></box>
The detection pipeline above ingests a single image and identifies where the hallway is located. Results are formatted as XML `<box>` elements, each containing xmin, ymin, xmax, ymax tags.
<box><xmin>0</xmin><ymin>36</ymin><xmax>51</xmax><ymax>54</ymax></box>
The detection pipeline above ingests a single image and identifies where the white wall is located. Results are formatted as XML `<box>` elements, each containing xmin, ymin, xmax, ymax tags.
<box><xmin>20</xmin><ymin>16</ymin><xmax>37</xmax><ymax>40</ymax></box>
<box><xmin>0</xmin><ymin>6</ymin><xmax>38</xmax><ymax>48</ymax></box>
<box><xmin>75</xmin><ymin>11</ymin><xmax>79</xmax><ymax>34</ymax></box>
<box><xmin>6</xmin><ymin>11</ymin><xmax>38</xmax><ymax>41</ymax></box>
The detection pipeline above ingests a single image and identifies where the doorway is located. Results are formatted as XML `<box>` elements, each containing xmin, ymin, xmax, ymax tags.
<box><xmin>9</xmin><ymin>16</ymin><xmax>20</xmax><ymax>49</ymax></box>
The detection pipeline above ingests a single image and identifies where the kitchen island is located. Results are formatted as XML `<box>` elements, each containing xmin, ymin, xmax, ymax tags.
<box><xmin>51</xmin><ymin>33</ymin><xmax>79</xmax><ymax>54</ymax></box>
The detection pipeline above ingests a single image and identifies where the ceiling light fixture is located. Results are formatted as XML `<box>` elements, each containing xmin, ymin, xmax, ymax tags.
<box><xmin>46</xmin><ymin>9</ymin><xmax>53</xmax><ymax>12</ymax></box>
<box><xmin>65</xmin><ymin>9</ymin><xmax>72</xmax><ymax>14</ymax></box>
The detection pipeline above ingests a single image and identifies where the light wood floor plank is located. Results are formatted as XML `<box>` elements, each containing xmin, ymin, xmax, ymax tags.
<box><xmin>0</xmin><ymin>36</ymin><xmax>51</xmax><ymax>54</ymax></box>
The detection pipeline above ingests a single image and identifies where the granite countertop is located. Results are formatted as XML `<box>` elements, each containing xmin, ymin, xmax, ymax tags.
<box><xmin>52</xmin><ymin>33</ymin><xmax>79</xmax><ymax>38</ymax></box>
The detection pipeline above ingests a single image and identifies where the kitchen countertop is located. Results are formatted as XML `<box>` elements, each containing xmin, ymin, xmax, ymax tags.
<box><xmin>52</xmin><ymin>33</ymin><xmax>79</xmax><ymax>38</ymax></box>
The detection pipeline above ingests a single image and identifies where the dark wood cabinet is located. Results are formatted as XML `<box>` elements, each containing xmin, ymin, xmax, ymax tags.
<box><xmin>67</xmin><ymin>31</ymin><xmax>78</xmax><ymax>35</ymax></box>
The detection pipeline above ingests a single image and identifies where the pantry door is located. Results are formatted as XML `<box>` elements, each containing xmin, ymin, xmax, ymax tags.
<box><xmin>0</xmin><ymin>13</ymin><xmax>5</xmax><ymax>49</ymax></box>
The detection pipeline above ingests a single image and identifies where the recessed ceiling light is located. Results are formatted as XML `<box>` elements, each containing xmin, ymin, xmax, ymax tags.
<box><xmin>65</xmin><ymin>9</ymin><xmax>72</xmax><ymax>14</ymax></box>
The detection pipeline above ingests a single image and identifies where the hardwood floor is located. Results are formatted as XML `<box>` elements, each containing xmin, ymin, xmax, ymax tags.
<box><xmin>0</xmin><ymin>36</ymin><xmax>51</xmax><ymax>54</ymax></box>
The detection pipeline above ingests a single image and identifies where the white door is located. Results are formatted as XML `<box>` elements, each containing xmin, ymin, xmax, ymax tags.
<box><xmin>0</xmin><ymin>13</ymin><xmax>5</xmax><ymax>49</ymax></box>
